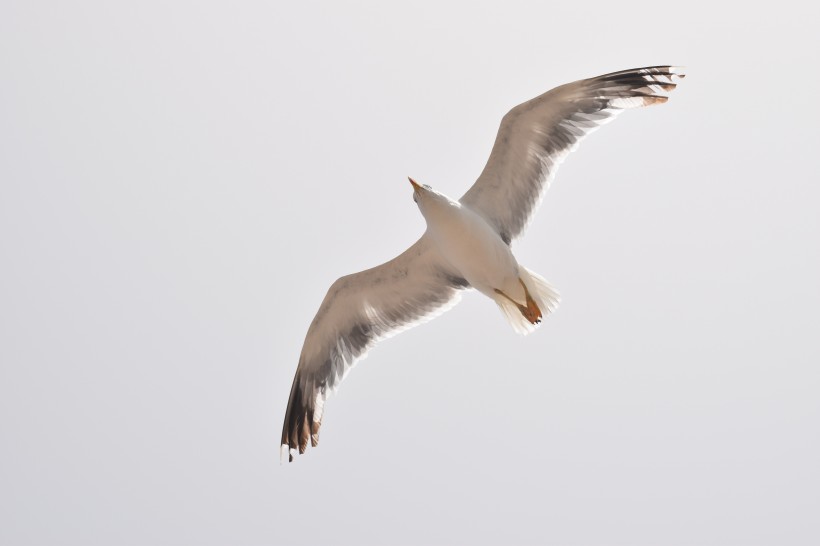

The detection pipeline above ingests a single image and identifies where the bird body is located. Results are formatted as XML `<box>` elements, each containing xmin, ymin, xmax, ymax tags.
<box><xmin>281</xmin><ymin>66</ymin><xmax>684</xmax><ymax>462</ymax></box>
<box><xmin>415</xmin><ymin>186</ymin><xmax>522</xmax><ymax>304</ymax></box>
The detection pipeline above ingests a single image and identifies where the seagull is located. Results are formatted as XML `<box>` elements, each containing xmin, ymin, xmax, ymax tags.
<box><xmin>281</xmin><ymin>66</ymin><xmax>684</xmax><ymax>462</ymax></box>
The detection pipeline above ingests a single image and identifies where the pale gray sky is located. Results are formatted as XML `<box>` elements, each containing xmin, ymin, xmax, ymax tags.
<box><xmin>1</xmin><ymin>1</ymin><xmax>818</xmax><ymax>545</ymax></box>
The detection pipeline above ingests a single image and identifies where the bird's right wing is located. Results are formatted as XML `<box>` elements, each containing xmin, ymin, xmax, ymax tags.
<box><xmin>281</xmin><ymin>233</ymin><xmax>468</xmax><ymax>462</ymax></box>
<box><xmin>460</xmin><ymin>66</ymin><xmax>684</xmax><ymax>243</ymax></box>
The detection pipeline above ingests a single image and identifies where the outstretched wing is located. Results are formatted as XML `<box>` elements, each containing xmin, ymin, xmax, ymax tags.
<box><xmin>460</xmin><ymin>66</ymin><xmax>684</xmax><ymax>243</ymax></box>
<box><xmin>281</xmin><ymin>234</ymin><xmax>468</xmax><ymax>462</ymax></box>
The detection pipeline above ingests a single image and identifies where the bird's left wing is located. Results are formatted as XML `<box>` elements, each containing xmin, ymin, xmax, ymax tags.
<box><xmin>281</xmin><ymin>233</ymin><xmax>467</xmax><ymax>462</ymax></box>
<box><xmin>460</xmin><ymin>66</ymin><xmax>684</xmax><ymax>243</ymax></box>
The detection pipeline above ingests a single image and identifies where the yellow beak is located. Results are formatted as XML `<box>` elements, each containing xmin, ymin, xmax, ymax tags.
<box><xmin>408</xmin><ymin>177</ymin><xmax>422</xmax><ymax>191</ymax></box>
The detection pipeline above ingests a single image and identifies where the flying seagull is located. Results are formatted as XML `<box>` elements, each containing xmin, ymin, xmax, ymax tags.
<box><xmin>281</xmin><ymin>66</ymin><xmax>684</xmax><ymax>462</ymax></box>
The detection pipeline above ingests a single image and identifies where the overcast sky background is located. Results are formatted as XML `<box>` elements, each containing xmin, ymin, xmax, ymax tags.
<box><xmin>2</xmin><ymin>1</ymin><xmax>819</xmax><ymax>545</ymax></box>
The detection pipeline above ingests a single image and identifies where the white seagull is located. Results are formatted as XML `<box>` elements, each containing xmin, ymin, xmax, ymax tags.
<box><xmin>281</xmin><ymin>66</ymin><xmax>684</xmax><ymax>462</ymax></box>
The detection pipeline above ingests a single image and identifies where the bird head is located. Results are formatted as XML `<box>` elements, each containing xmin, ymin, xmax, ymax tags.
<box><xmin>408</xmin><ymin>177</ymin><xmax>458</xmax><ymax>220</ymax></box>
<box><xmin>408</xmin><ymin>177</ymin><xmax>430</xmax><ymax>205</ymax></box>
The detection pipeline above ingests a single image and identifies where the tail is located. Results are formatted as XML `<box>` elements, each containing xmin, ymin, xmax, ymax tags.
<box><xmin>494</xmin><ymin>267</ymin><xmax>560</xmax><ymax>335</ymax></box>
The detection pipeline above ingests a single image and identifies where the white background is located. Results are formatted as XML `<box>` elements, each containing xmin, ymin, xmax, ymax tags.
<box><xmin>2</xmin><ymin>1</ymin><xmax>818</xmax><ymax>544</ymax></box>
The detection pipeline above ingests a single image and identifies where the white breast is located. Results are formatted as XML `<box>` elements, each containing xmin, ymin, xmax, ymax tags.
<box><xmin>423</xmin><ymin>199</ymin><xmax>520</xmax><ymax>297</ymax></box>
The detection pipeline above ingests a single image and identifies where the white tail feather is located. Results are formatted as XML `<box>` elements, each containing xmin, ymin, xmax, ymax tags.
<box><xmin>495</xmin><ymin>295</ymin><xmax>537</xmax><ymax>335</ymax></box>
<box><xmin>494</xmin><ymin>267</ymin><xmax>560</xmax><ymax>335</ymax></box>
<box><xmin>520</xmin><ymin>267</ymin><xmax>560</xmax><ymax>316</ymax></box>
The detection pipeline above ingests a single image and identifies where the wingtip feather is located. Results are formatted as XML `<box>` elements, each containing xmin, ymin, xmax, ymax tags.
<box><xmin>642</xmin><ymin>95</ymin><xmax>669</xmax><ymax>106</ymax></box>
<box><xmin>280</xmin><ymin>443</ymin><xmax>292</xmax><ymax>464</ymax></box>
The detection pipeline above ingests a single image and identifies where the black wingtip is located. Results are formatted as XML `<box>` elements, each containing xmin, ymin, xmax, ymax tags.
<box><xmin>281</xmin><ymin>367</ymin><xmax>325</xmax><ymax>463</ymax></box>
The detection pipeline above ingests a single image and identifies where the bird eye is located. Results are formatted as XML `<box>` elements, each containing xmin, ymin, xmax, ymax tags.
<box><xmin>413</xmin><ymin>193</ymin><xmax>418</xmax><ymax>204</ymax></box>
<box><xmin>423</xmin><ymin>184</ymin><xmax>432</xmax><ymax>190</ymax></box>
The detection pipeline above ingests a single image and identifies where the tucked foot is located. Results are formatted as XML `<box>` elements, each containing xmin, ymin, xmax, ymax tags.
<box><xmin>519</xmin><ymin>278</ymin><xmax>542</xmax><ymax>324</ymax></box>
<box><xmin>494</xmin><ymin>279</ymin><xmax>542</xmax><ymax>325</ymax></box>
